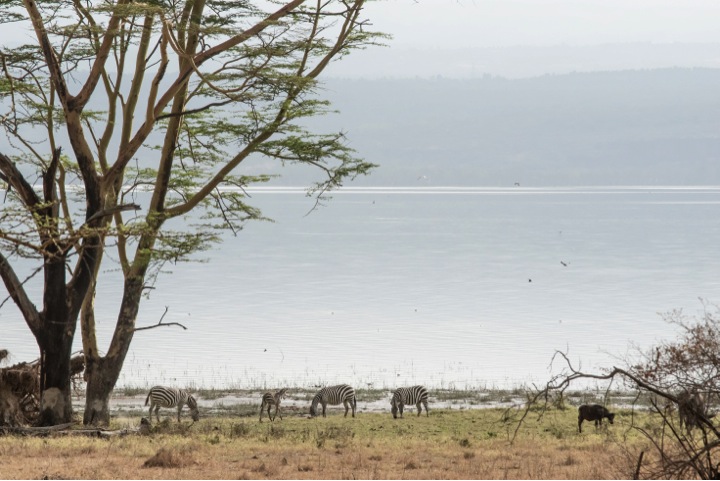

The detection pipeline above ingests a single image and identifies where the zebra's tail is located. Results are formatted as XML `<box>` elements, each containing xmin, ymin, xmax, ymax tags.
<box><xmin>144</xmin><ymin>390</ymin><xmax>152</xmax><ymax>406</ymax></box>
<box><xmin>353</xmin><ymin>394</ymin><xmax>357</xmax><ymax>410</ymax></box>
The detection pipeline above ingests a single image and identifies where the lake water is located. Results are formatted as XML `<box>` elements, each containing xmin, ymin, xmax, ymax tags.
<box><xmin>4</xmin><ymin>186</ymin><xmax>720</xmax><ymax>391</ymax></box>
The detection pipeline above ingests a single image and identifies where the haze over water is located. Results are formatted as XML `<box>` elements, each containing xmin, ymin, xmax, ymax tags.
<box><xmin>3</xmin><ymin>1</ymin><xmax>720</xmax><ymax>398</ymax></box>
<box><xmin>5</xmin><ymin>186</ymin><xmax>720</xmax><ymax>390</ymax></box>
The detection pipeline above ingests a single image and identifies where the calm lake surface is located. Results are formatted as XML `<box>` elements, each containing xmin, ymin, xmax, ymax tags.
<box><xmin>4</xmin><ymin>186</ymin><xmax>720</xmax><ymax>390</ymax></box>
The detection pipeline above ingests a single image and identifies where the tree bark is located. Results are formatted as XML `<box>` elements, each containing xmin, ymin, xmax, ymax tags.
<box><xmin>82</xmin><ymin>357</ymin><xmax>117</xmax><ymax>426</ymax></box>
<box><xmin>36</xmin><ymin>257</ymin><xmax>76</xmax><ymax>426</ymax></box>
<box><xmin>36</xmin><ymin>332</ymin><xmax>74</xmax><ymax>426</ymax></box>
<box><xmin>83</xmin><ymin>277</ymin><xmax>144</xmax><ymax>426</ymax></box>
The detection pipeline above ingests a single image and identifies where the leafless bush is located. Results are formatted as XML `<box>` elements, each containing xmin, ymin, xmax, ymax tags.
<box><xmin>0</xmin><ymin>353</ymin><xmax>84</xmax><ymax>425</ymax></box>
<box><xmin>0</xmin><ymin>386</ymin><xmax>24</xmax><ymax>427</ymax></box>
<box><xmin>519</xmin><ymin>302</ymin><xmax>720</xmax><ymax>479</ymax></box>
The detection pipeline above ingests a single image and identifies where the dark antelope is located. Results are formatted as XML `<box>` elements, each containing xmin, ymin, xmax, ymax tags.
<box><xmin>677</xmin><ymin>390</ymin><xmax>712</xmax><ymax>434</ymax></box>
<box><xmin>578</xmin><ymin>404</ymin><xmax>615</xmax><ymax>433</ymax></box>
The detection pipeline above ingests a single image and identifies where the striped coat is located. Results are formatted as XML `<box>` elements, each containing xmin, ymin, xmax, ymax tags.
<box><xmin>391</xmin><ymin>385</ymin><xmax>429</xmax><ymax>418</ymax></box>
<box><xmin>259</xmin><ymin>388</ymin><xmax>287</xmax><ymax>422</ymax></box>
<box><xmin>145</xmin><ymin>386</ymin><xmax>200</xmax><ymax>423</ymax></box>
<box><xmin>310</xmin><ymin>384</ymin><xmax>356</xmax><ymax>418</ymax></box>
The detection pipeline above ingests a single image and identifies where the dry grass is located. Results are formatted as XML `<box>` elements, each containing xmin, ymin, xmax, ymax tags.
<box><xmin>0</xmin><ymin>409</ymin><xmax>649</xmax><ymax>479</ymax></box>
<box><xmin>143</xmin><ymin>447</ymin><xmax>197</xmax><ymax>469</ymax></box>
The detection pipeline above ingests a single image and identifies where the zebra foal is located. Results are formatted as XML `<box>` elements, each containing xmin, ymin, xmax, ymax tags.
<box><xmin>259</xmin><ymin>388</ymin><xmax>288</xmax><ymax>422</ymax></box>
<box><xmin>391</xmin><ymin>385</ymin><xmax>429</xmax><ymax>418</ymax></box>
<box><xmin>145</xmin><ymin>386</ymin><xmax>200</xmax><ymax>423</ymax></box>
<box><xmin>309</xmin><ymin>384</ymin><xmax>357</xmax><ymax>418</ymax></box>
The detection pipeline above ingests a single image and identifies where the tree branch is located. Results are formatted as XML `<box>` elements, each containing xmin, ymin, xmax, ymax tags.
<box><xmin>84</xmin><ymin>203</ymin><xmax>141</xmax><ymax>224</ymax></box>
<box><xmin>0</xmin><ymin>152</ymin><xmax>41</xmax><ymax>209</ymax></box>
<box><xmin>104</xmin><ymin>0</ymin><xmax>308</xmax><ymax>188</ymax></box>
<box><xmin>134</xmin><ymin>306</ymin><xmax>188</xmax><ymax>332</ymax></box>
<box><xmin>0</xmin><ymin>250</ymin><xmax>41</xmax><ymax>336</ymax></box>
<box><xmin>71</xmin><ymin>0</ymin><xmax>132</xmax><ymax>110</ymax></box>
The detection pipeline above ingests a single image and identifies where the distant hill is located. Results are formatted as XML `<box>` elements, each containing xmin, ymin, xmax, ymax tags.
<box><xmin>264</xmin><ymin>68</ymin><xmax>720</xmax><ymax>187</ymax></box>
<box><xmin>9</xmin><ymin>68</ymin><xmax>718</xmax><ymax>187</ymax></box>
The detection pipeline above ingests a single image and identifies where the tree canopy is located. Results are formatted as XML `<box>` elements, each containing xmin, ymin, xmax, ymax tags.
<box><xmin>0</xmin><ymin>0</ymin><xmax>383</xmax><ymax>425</ymax></box>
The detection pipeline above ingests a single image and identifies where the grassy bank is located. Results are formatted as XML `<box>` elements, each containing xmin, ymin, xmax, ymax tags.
<box><xmin>104</xmin><ymin>386</ymin><xmax>649</xmax><ymax>418</ymax></box>
<box><xmin>0</xmin><ymin>408</ymin><xmax>654</xmax><ymax>479</ymax></box>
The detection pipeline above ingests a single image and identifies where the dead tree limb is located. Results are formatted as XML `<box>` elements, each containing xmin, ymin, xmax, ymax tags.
<box><xmin>516</xmin><ymin>348</ymin><xmax>720</xmax><ymax>479</ymax></box>
<box><xmin>134</xmin><ymin>306</ymin><xmax>188</xmax><ymax>332</ymax></box>
<box><xmin>0</xmin><ymin>422</ymin><xmax>73</xmax><ymax>435</ymax></box>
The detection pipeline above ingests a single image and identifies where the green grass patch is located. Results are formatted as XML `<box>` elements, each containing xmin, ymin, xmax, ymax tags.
<box><xmin>106</xmin><ymin>407</ymin><xmax>647</xmax><ymax>446</ymax></box>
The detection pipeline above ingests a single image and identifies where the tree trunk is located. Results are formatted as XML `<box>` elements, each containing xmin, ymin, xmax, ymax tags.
<box><xmin>36</xmin><ymin>332</ymin><xmax>74</xmax><ymax>426</ymax></box>
<box><xmin>82</xmin><ymin>277</ymin><xmax>143</xmax><ymax>426</ymax></box>
<box><xmin>82</xmin><ymin>357</ymin><xmax>118</xmax><ymax>426</ymax></box>
<box><xmin>33</xmin><ymin>253</ymin><xmax>77</xmax><ymax>426</ymax></box>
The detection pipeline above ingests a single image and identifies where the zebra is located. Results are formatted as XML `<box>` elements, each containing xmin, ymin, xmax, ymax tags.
<box><xmin>144</xmin><ymin>386</ymin><xmax>200</xmax><ymax>423</ymax></box>
<box><xmin>309</xmin><ymin>384</ymin><xmax>356</xmax><ymax>418</ymax></box>
<box><xmin>259</xmin><ymin>388</ymin><xmax>288</xmax><ymax>422</ymax></box>
<box><xmin>391</xmin><ymin>385</ymin><xmax>429</xmax><ymax>418</ymax></box>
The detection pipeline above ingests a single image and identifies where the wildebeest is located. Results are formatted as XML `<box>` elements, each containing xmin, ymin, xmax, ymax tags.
<box><xmin>677</xmin><ymin>390</ymin><xmax>708</xmax><ymax>434</ymax></box>
<box><xmin>578</xmin><ymin>404</ymin><xmax>615</xmax><ymax>433</ymax></box>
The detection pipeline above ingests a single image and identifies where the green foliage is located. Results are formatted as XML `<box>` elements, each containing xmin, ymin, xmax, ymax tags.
<box><xmin>1</xmin><ymin>0</ymin><xmax>382</xmax><ymax>268</ymax></box>
<box><xmin>0</xmin><ymin>0</ymin><xmax>384</xmax><ymax>427</ymax></box>
<box><xmin>109</xmin><ymin>408</ymin><xmax>653</xmax><ymax>450</ymax></box>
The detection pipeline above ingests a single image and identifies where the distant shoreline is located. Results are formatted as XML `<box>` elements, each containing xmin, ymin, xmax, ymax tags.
<box><xmin>71</xmin><ymin>387</ymin><xmax>652</xmax><ymax>418</ymax></box>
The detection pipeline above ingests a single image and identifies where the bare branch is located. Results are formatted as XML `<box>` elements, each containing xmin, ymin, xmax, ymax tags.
<box><xmin>134</xmin><ymin>306</ymin><xmax>188</xmax><ymax>332</ymax></box>
<box><xmin>519</xmin><ymin>310</ymin><xmax>720</xmax><ymax>479</ymax></box>
<box><xmin>85</xmin><ymin>203</ymin><xmax>141</xmax><ymax>224</ymax></box>
<box><xmin>0</xmin><ymin>251</ymin><xmax>41</xmax><ymax>335</ymax></box>
<box><xmin>0</xmin><ymin>152</ymin><xmax>41</xmax><ymax>210</ymax></box>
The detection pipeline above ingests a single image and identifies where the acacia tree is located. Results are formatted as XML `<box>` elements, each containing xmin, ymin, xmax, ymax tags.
<box><xmin>0</xmin><ymin>0</ymin><xmax>382</xmax><ymax>425</ymax></box>
<box><xmin>521</xmin><ymin>305</ymin><xmax>720</xmax><ymax>479</ymax></box>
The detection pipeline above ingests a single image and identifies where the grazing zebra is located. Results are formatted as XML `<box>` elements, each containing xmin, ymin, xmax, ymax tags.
<box><xmin>259</xmin><ymin>388</ymin><xmax>288</xmax><ymax>422</ymax></box>
<box><xmin>309</xmin><ymin>384</ymin><xmax>356</xmax><ymax>418</ymax></box>
<box><xmin>144</xmin><ymin>386</ymin><xmax>200</xmax><ymax>423</ymax></box>
<box><xmin>391</xmin><ymin>385</ymin><xmax>429</xmax><ymax>418</ymax></box>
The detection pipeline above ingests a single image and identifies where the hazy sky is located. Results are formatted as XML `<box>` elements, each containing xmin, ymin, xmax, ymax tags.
<box><xmin>365</xmin><ymin>0</ymin><xmax>720</xmax><ymax>48</ymax></box>
<box><xmin>5</xmin><ymin>1</ymin><xmax>720</xmax><ymax>78</ymax></box>
<box><xmin>328</xmin><ymin>0</ymin><xmax>720</xmax><ymax>78</ymax></box>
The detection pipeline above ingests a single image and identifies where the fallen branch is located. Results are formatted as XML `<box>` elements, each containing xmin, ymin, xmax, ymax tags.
<box><xmin>0</xmin><ymin>422</ymin><xmax>73</xmax><ymax>435</ymax></box>
<box><xmin>56</xmin><ymin>427</ymin><xmax>141</xmax><ymax>438</ymax></box>
<box><xmin>0</xmin><ymin>423</ymin><xmax>142</xmax><ymax>438</ymax></box>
